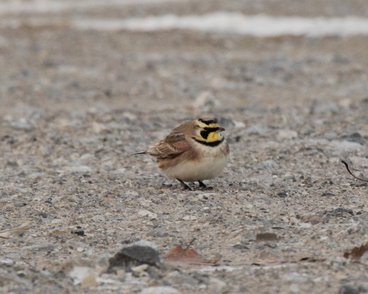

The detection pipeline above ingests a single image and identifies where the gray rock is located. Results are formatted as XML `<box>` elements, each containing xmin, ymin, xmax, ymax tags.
<box><xmin>22</xmin><ymin>243</ymin><xmax>55</xmax><ymax>252</ymax></box>
<box><xmin>231</xmin><ymin>244</ymin><xmax>249</xmax><ymax>251</ymax></box>
<box><xmin>92</xmin><ymin>215</ymin><xmax>106</xmax><ymax>222</ymax></box>
<box><xmin>108</xmin><ymin>244</ymin><xmax>161</xmax><ymax>273</ymax></box>
<box><xmin>329</xmin><ymin>140</ymin><xmax>365</xmax><ymax>153</ymax></box>
<box><xmin>147</xmin><ymin>229</ymin><xmax>169</xmax><ymax>237</ymax></box>
<box><xmin>344</xmin><ymin>132</ymin><xmax>366</xmax><ymax>145</ymax></box>
<box><xmin>209</xmin><ymin>277</ymin><xmax>227</xmax><ymax>291</ymax></box>
<box><xmin>277</xmin><ymin>129</ymin><xmax>298</xmax><ymax>140</ymax></box>
<box><xmin>141</xmin><ymin>286</ymin><xmax>181</xmax><ymax>294</ymax></box>
<box><xmin>338</xmin><ymin>285</ymin><xmax>359</xmax><ymax>294</ymax></box>
<box><xmin>130</xmin><ymin>240</ymin><xmax>158</xmax><ymax>250</ymax></box>
<box><xmin>0</xmin><ymin>259</ymin><xmax>14</xmax><ymax>266</ymax></box>
<box><xmin>283</xmin><ymin>272</ymin><xmax>309</xmax><ymax>283</ymax></box>
<box><xmin>324</xmin><ymin>208</ymin><xmax>354</xmax><ymax>217</ymax></box>
<box><xmin>10</xmin><ymin>119</ymin><xmax>33</xmax><ymax>131</ymax></box>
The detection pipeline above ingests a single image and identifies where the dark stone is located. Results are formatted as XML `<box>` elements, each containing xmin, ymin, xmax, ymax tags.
<box><xmin>2</xmin><ymin>135</ymin><xmax>16</xmax><ymax>144</ymax></box>
<box><xmin>39</xmin><ymin>212</ymin><xmax>48</xmax><ymax>218</ymax></box>
<box><xmin>322</xmin><ymin>192</ymin><xmax>335</xmax><ymax>197</ymax></box>
<box><xmin>6</xmin><ymin>160</ymin><xmax>18</xmax><ymax>167</ymax></box>
<box><xmin>45</xmin><ymin>199</ymin><xmax>53</xmax><ymax>205</ymax></box>
<box><xmin>277</xmin><ymin>192</ymin><xmax>288</xmax><ymax>198</ymax></box>
<box><xmin>71</xmin><ymin>228</ymin><xmax>85</xmax><ymax>236</ymax></box>
<box><xmin>231</xmin><ymin>244</ymin><xmax>249</xmax><ymax>251</ymax></box>
<box><xmin>345</xmin><ymin>132</ymin><xmax>365</xmax><ymax>145</ymax></box>
<box><xmin>324</xmin><ymin>208</ymin><xmax>354</xmax><ymax>217</ymax></box>
<box><xmin>338</xmin><ymin>285</ymin><xmax>359</xmax><ymax>294</ymax></box>
<box><xmin>108</xmin><ymin>245</ymin><xmax>161</xmax><ymax>273</ymax></box>
<box><xmin>256</xmin><ymin>233</ymin><xmax>278</xmax><ymax>242</ymax></box>
<box><xmin>362</xmin><ymin>97</ymin><xmax>368</xmax><ymax>104</ymax></box>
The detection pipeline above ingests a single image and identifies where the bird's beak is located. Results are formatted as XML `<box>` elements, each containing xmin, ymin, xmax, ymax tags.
<box><xmin>218</xmin><ymin>127</ymin><xmax>225</xmax><ymax>132</ymax></box>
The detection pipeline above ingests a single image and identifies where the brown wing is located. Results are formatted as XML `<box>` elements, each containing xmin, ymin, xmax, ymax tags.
<box><xmin>146</xmin><ymin>130</ymin><xmax>190</xmax><ymax>160</ymax></box>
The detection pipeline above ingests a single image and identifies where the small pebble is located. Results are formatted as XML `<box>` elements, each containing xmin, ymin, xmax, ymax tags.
<box><xmin>65</xmin><ymin>165</ymin><xmax>92</xmax><ymax>173</ymax></box>
<box><xmin>0</xmin><ymin>259</ymin><xmax>14</xmax><ymax>266</ymax></box>
<box><xmin>92</xmin><ymin>215</ymin><xmax>106</xmax><ymax>222</ymax></box>
<box><xmin>183</xmin><ymin>215</ymin><xmax>197</xmax><ymax>221</ymax></box>
<box><xmin>277</xmin><ymin>129</ymin><xmax>298</xmax><ymax>140</ymax></box>
<box><xmin>22</xmin><ymin>243</ymin><xmax>55</xmax><ymax>252</ymax></box>
<box><xmin>209</xmin><ymin>277</ymin><xmax>227</xmax><ymax>291</ymax></box>
<box><xmin>148</xmin><ymin>229</ymin><xmax>168</xmax><ymax>237</ymax></box>
<box><xmin>131</xmin><ymin>264</ymin><xmax>149</xmax><ymax>273</ymax></box>
<box><xmin>51</xmin><ymin>219</ymin><xmax>64</xmax><ymax>224</ymax></box>
<box><xmin>138</xmin><ymin>210</ymin><xmax>157</xmax><ymax>218</ymax></box>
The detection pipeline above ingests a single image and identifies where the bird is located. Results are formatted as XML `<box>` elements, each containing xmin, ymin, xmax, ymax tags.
<box><xmin>134</xmin><ymin>118</ymin><xmax>229</xmax><ymax>190</ymax></box>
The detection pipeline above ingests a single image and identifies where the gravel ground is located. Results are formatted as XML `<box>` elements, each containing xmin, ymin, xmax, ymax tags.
<box><xmin>1</xmin><ymin>1</ymin><xmax>368</xmax><ymax>294</ymax></box>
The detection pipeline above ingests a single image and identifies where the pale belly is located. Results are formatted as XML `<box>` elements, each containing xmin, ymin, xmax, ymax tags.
<box><xmin>161</xmin><ymin>154</ymin><xmax>228</xmax><ymax>182</ymax></box>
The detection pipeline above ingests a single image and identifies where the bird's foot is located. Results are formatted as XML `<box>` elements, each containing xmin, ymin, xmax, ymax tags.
<box><xmin>198</xmin><ymin>181</ymin><xmax>213</xmax><ymax>190</ymax></box>
<box><xmin>176</xmin><ymin>179</ymin><xmax>192</xmax><ymax>191</ymax></box>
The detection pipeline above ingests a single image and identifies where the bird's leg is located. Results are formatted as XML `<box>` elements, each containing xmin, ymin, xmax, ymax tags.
<box><xmin>198</xmin><ymin>181</ymin><xmax>213</xmax><ymax>190</ymax></box>
<box><xmin>176</xmin><ymin>179</ymin><xmax>192</xmax><ymax>190</ymax></box>
<box><xmin>198</xmin><ymin>181</ymin><xmax>207</xmax><ymax>189</ymax></box>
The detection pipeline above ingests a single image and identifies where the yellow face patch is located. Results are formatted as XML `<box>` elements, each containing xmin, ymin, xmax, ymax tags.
<box><xmin>193</xmin><ymin>119</ymin><xmax>225</xmax><ymax>146</ymax></box>
<box><xmin>194</xmin><ymin>126</ymin><xmax>223</xmax><ymax>142</ymax></box>
<box><xmin>207</xmin><ymin>131</ymin><xmax>221</xmax><ymax>142</ymax></box>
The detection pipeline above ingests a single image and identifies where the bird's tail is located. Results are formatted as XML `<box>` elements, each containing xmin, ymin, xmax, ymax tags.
<box><xmin>129</xmin><ymin>151</ymin><xmax>147</xmax><ymax>157</ymax></box>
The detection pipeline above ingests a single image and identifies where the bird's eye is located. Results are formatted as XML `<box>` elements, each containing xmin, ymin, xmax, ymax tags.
<box><xmin>200</xmin><ymin>130</ymin><xmax>210</xmax><ymax>139</ymax></box>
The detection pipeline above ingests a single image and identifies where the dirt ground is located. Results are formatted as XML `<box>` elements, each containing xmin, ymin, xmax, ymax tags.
<box><xmin>1</xmin><ymin>1</ymin><xmax>368</xmax><ymax>293</ymax></box>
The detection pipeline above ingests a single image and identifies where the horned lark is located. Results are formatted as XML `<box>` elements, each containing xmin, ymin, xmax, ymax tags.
<box><xmin>135</xmin><ymin>118</ymin><xmax>229</xmax><ymax>190</ymax></box>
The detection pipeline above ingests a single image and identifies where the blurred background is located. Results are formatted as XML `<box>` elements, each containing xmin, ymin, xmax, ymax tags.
<box><xmin>1</xmin><ymin>0</ymin><xmax>368</xmax><ymax>116</ymax></box>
